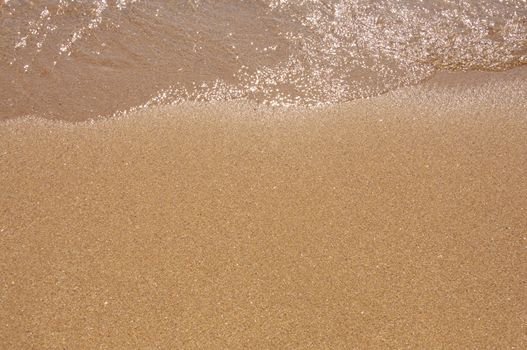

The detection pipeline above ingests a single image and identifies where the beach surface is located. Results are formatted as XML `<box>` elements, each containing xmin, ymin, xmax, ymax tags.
<box><xmin>1</xmin><ymin>68</ymin><xmax>526</xmax><ymax>348</ymax></box>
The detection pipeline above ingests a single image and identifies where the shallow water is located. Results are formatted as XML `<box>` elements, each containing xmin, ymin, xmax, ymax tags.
<box><xmin>1</xmin><ymin>0</ymin><xmax>526</xmax><ymax>120</ymax></box>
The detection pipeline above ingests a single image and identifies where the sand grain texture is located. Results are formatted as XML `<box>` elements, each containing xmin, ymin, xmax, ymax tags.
<box><xmin>1</xmin><ymin>70</ymin><xmax>527</xmax><ymax>348</ymax></box>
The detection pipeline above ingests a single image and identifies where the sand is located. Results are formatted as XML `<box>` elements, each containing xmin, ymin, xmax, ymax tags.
<box><xmin>1</xmin><ymin>68</ymin><xmax>526</xmax><ymax>348</ymax></box>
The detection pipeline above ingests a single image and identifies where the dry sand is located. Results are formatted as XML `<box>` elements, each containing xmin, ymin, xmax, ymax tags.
<box><xmin>1</xmin><ymin>68</ymin><xmax>526</xmax><ymax>348</ymax></box>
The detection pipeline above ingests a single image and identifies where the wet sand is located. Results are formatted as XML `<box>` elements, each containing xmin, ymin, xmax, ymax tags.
<box><xmin>1</xmin><ymin>69</ymin><xmax>526</xmax><ymax>348</ymax></box>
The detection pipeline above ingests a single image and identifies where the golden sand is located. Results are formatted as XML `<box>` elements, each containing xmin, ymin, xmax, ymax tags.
<box><xmin>1</xmin><ymin>69</ymin><xmax>526</xmax><ymax>348</ymax></box>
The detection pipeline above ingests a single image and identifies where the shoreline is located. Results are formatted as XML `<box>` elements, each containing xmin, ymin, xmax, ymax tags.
<box><xmin>1</xmin><ymin>65</ymin><xmax>525</xmax><ymax>124</ymax></box>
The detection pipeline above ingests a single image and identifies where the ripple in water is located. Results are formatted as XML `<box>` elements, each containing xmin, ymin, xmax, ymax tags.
<box><xmin>1</xmin><ymin>0</ymin><xmax>526</xmax><ymax>119</ymax></box>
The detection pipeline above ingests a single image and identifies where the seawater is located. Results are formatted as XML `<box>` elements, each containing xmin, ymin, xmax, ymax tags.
<box><xmin>0</xmin><ymin>0</ymin><xmax>526</xmax><ymax>120</ymax></box>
